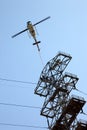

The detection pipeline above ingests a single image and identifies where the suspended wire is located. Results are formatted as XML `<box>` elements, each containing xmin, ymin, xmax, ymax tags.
<box><xmin>0</xmin><ymin>102</ymin><xmax>41</xmax><ymax>109</ymax></box>
<box><xmin>0</xmin><ymin>78</ymin><xmax>36</xmax><ymax>85</ymax></box>
<box><xmin>74</xmin><ymin>88</ymin><xmax>87</xmax><ymax>96</ymax></box>
<box><xmin>0</xmin><ymin>122</ymin><xmax>48</xmax><ymax>129</ymax></box>
<box><xmin>0</xmin><ymin>84</ymin><xmax>33</xmax><ymax>89</ymax></box>
<box><xmin>38</xmin><ymin>51</ymin><xmax>44</xmax><ymax>67</ymax></box>
<box><xmin>0</xmin><ymin>78</ymin><xmax>87</xmax><ymax>97</ymax></box>
<box><xmin>80</xmin><ymin>111</ymin><xmax>87</xmax><ymax>116</ymax></box>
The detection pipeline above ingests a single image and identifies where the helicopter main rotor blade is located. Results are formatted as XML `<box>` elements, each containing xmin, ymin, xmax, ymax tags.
<box><xmin>33</xmin><ymin>16</ymin><xmax>51</xmax><ymax>26</ymax></box>
<box><xmin>12</xmin><ymin>28</ymin><xmax>28</xmax><ymax>38</ymax></box>
<box><xmin>12</xmin><ymin>16</ymin><xmax>50</xmax><ymax>38</ymax></box>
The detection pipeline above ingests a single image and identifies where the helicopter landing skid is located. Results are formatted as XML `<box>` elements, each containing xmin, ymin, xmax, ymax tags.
<box><xmin>33</xmin><ymin>41</ymin><xmax>41</xmax><ymax>45</ymax></box>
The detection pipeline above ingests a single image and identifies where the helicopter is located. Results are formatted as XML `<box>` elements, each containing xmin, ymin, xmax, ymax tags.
<box><xmin>12</xmin><ymin>16</ymin><xmax>50</xmax><ymax>51</ymax></box>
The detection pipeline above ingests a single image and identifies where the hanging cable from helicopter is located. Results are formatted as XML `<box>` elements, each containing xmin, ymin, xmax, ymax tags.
<box><xmin>12</xmin><ymin>16</ymin><xmax>51</xmax><ymax>52</ymax></box>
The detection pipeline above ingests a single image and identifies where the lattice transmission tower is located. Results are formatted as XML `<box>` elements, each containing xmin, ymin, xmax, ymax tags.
<box><xmin>34</xmin><ymin>51</ymin><xmax>87</xmax><ymax>130</ymax></box>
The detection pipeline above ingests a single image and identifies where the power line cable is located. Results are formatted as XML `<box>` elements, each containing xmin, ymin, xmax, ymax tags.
<box><xmin>80</xmin><ymin>111</ymin><xmax>87</xmax><ymax>115</ymax></box>
<box><xmin>0</xmin><ymin>122</ymin><xmax>48</xmax><ymax>129</ymax></box>
<box><xmin>0</xmin><ymin>78</ymin><xmax>37</xmax><ymax>85</ymax></box>
<box><xmin>0</xmin><ymin>102</ymin><xmax>41</xmax><ymax>109</ymax></box>
<box><xmin>0</xmin><ymin>84</ymin><xmax>32</xmax><ymax>88</ymax></box>
<box><xmin>74</xmin><ymin>88</ymin><xmax>87</xmax><ymax>96</ymax></box>
<box><xmin>0</xmin><ymin>78</ymin><xmax>87</xmax><ymax>97</ymax></box>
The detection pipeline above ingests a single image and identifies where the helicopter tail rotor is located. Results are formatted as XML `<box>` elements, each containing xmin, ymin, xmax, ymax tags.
<box><xmin>33</xmin><ymin>41</ymin><xmax>41</xmax><ymax>52</ymax></box>
<box><xmin>33</xmin><ymin>41</ymin><xmax>41</xmax><ymax>45</ymax></box>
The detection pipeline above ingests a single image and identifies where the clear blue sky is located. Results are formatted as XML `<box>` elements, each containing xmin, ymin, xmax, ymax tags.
<box><xmin>0</xmin><ymin>0</ymin><xmax>87</xmax><ymax>130</ymax></box>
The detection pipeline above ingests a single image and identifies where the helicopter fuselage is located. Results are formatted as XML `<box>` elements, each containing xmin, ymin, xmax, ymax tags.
<box><xmin>27</xmin><ymin>22</ymin><xmax>40</xmax><ymax>51</ymax></box>
<box><xmin>12</xmin><ymin>16</ymin><xmax>50</xmax><ymax>51</ymax></box>
<box><xmin>27</xmin><ymin>22</ymin><xmax>36</xmax><ymax>41</ymax></box>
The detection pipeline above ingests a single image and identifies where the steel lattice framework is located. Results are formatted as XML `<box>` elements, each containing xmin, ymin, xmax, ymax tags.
<box><xmin>34</xmin><ymin>51</ymin><xmax>72</xmax><ymax>97</ymax></box>
<box><xmin>40</xmin><ymin>73</ymin><xmax>79</xmax><ymax>129</ymax></box>
<box><xmin>40</xmin><ymin>72</ymin><xmax>79</xmax><ymax>117</ymax></box>
<box><xmin>75</xmin><ymin>119</ymin><xmax>87</xmax><ymax>130</ymax></box>
<box><xmin>34</xmin><ymin>51</ymin><xmax>87</xmax><ymax>130</ymax></box>
<box><xmin>51</xmin><ymin>95</ymin><xmax>86</xmax><ymax>130</ymax></box>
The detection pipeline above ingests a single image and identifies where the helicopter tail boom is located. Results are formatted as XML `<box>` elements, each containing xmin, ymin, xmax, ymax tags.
<box><xmin>33</xmin><ymin>41</ymin><xmax>41</xmax><ymax>51</ymax></box>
